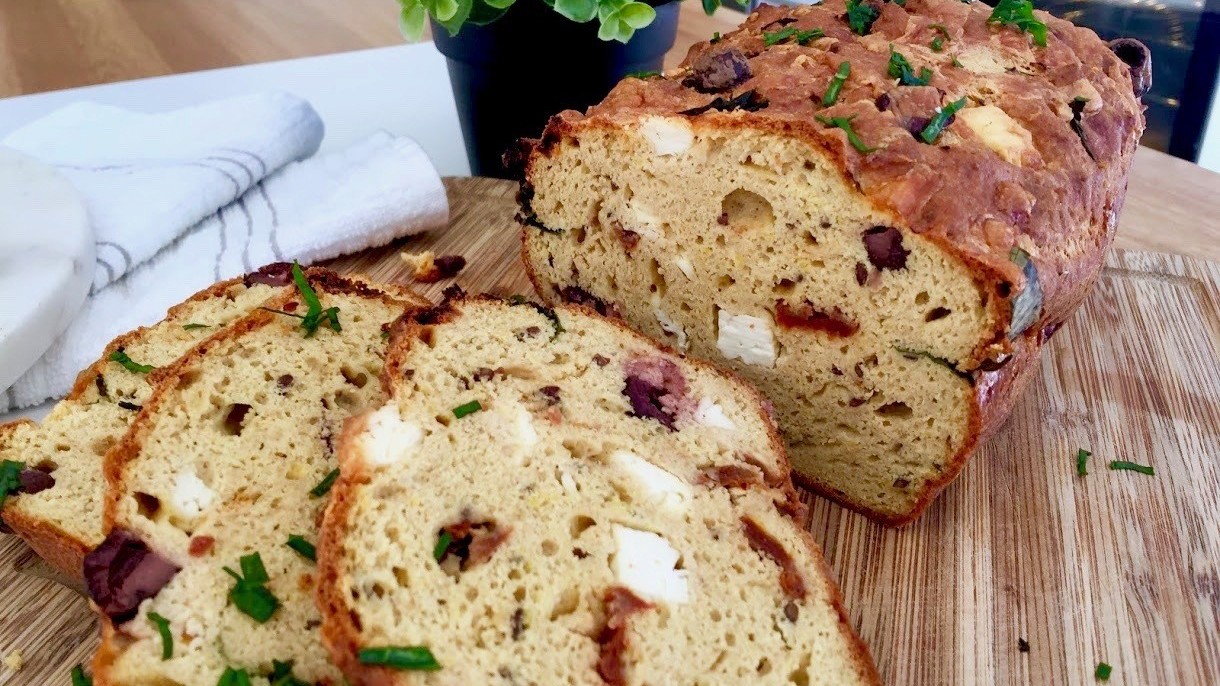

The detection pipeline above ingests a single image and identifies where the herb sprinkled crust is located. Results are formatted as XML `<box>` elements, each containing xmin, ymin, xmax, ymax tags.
<box><xmin>317</xmin><ymin>296</ymin><xmax>879</xmax><ymax>686</ymax></box>
<box><xmin>513</xmin><ymin>0</ymin><xmax>1148</xmax><ymax>523</ymax></box>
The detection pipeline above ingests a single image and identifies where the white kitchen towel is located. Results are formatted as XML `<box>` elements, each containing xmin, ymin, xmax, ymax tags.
<box><xmin>2</xmin><ymin>131</ymin><xmax>448</xmax><ymax>411</ymax></box>
<box><xmin>2</xmin><ymin>93</ymin><xmax>325</xmax><ymax>292</ymax></box>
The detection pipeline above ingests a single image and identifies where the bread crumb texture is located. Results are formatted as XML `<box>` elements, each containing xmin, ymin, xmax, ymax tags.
<box><xmin>92</xmin><ymin>272</ymin><xmax>419</xmax><ymax>686</ymax></box>
<box><xmin>2</xmin><ymin>648</ymin><xmax>23</xmax><ymax>672</ymax></box>
<box><xmin>318</xmin><ymin>297</ymin><xmax>879</xmax><ymax>686</ymax></box>
<box><xmin>517</xmin><ymin>0</ymin><xmax>1145</xmax><ymax>523</ymax></box>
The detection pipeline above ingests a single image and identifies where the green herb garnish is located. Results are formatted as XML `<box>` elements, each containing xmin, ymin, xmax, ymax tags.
<box><xmin>931</xmin><ymin>36</ymin><xmax>944</xmax><ymax>51</ymax></box>
<box><xmin>148</xmin><ymin>611</ymin><xmax>173</xmax><ymax>659</ymax></box>
<box><xmin>218</xmin><ymin>667</ymin><xmax>253</xmax><ymax>686</ymax></box>
<box><xmin>109</xmin><ymin>349</ymin><xmax>155</xmax><ymax>374</ymax></box>
<box><xmin>815</xmin><ymin>115</ymin><xmax>877</xmax><ymax>153</ymax></box>
<box><xmin>183</xmin><ymin>323</ymin><xmax>210</xmax><ymax>331</ymax></box>
<box><xmin>358</xmin><ymin>646</ymin><xmax>442</xmax><ymax>671</ymax></box>
<box><xmin>626</xmin><ymin>70</ymin><xmax>660</xmax><ymax>79</ymax></box>
<box><xmin>0</xmin><ymin>459</ymin><xmax>24</xmax><ymax>509</ymax></box>
<box><xmin>952</xmin><ymin>56</ymin><xmax>965</xmax><ymax>67</ymax></box>
<box><xmin>822</xmin><ymin>61</ymin><xmax>851</xmax><ymax>106</ymax></box>
<box><xmin>930</xmin><ymin>24</ymin><xmax>949</xmax><ymax>52</ymax></box>
<box><xmin>1109</xmin><ymin>461</ymin><xmax>1155</xmax><ymax>476</ymax></box>
<box><xmin>762</xmin><ymin>26</ymin><xmax>824</xmax><ymax>46</ymax></box>
<box><xmin>453</xmin><ymin>400</ymin><xmax>483</xmax><ymax>419</ymax></box>
<box><xmin>710</xmin><ymin>31</ymin><xmax>722</xmax><ymax>43</ymax></box>
<box><xmin>286</xmin><ymin>535</ymin><xmax>316</xmax><ymax>562</ymax></box>
<box><xmin>71</xmin><ymin>665</ymin><xmax>92</xmax><ymax>686</ymax></box>
<box><xmin>289</xmin><ymin>262</ymin><xmax>341</xmax><ymax>337</ymax></box>
<box><xmin>269</xmin><ymin>659</ymin><xmax>309</xmax><ymax>686</ymax></box>
<box><xmin>846</xmin><ymin>0</ymin><xmax>880</xmax><ymax>35</ymax></box>
<box><xmin>223</xmin><ymin>553</ymin><xmax>280</xmax><ymax>623</ymax></box>
<box><xmin>433</xmin><ymin>531</ymin><xmax>453</xmax><ymax>561</ymax></box>
<box><xmin>919</xmin><ymin>96</ymin><xmax>968</xmax><ymax>143</ymax></box>
<box><xmin>310</xmin><ymin>469</ymin><xmax>340</xmax><ymax>498</ymax></box>
<box><xmin>988</xmin><ymin>0</ymin><xmax>1048</xmax><ymax>47</ymax></box>
<box><xmin>888</xmin><ymin>47</ymin><xmax>932</xmax><ymax>86</ymax></box>
<box><xmin>1076</xmin><ymin>449</ymin><xmax>1090</xmax><ymax>476</ymax></box>
<box><xmin>1095</xmin><ymin>662</ymin><xmax>1112</xmax><ymax>680</ymax></box>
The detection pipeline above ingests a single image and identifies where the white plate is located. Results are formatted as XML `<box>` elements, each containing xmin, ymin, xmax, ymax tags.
<box><xmin>0</xmin><ymin>146</ymin><xmax>93</xmax><ymax>394</ymax></box>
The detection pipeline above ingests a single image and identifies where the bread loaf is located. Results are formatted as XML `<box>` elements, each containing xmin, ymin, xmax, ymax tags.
<box><xmin>0</xmin><ymin>267</ymin><xmax>299</xmax><ymax>577</ymax></box>
<box><xmin>316</xmin><ymin>295</ymin><xmax>879</xmax><ymax>685</ymax></box>
<box><xmin>86</xmin><ymin>268</ymin><xmax>424</xmax><ymax>685</ymax></box>
<box><xmin>512</xmin><ymin>0</ymin><xmax>1149</xmax><ymax>523</ymax></box>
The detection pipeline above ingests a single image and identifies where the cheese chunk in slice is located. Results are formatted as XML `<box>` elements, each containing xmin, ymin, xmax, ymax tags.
<box><xmin>609</xmin><ymin>449</ymin><xmax>691</xmax><ymax>512</ymax></box>
<box><xmin>363</xmin><ymin>405</ymin><xmax>422</xmax><ymax>466</ymax></box>
<box><xmin>717</xmin><ymin>309</ymin><xmax>777</xmax><ymax>368</ymax></box>
<box><xmin>612</xmin><ymin>524</ymin><xmax>689</xmax><ymax>604</ymax></box>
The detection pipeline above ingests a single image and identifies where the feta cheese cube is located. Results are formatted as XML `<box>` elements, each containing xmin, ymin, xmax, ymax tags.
<box><xmin>609</xmin><ymin>449</ymin><xmax>691</xmax><ymax>512</ymax></box>
<box><xmin>673</xmin><ymin>255</ymin><xmax>696</xmax><ymax>280</ymax></box>
<box><xmin>612</xmin><ymin>525</ymin><xmax>689</xmax><ymax>604</ymax></box>
<box><xmin>363</xmin><ymin>404</ymin><xmax>422</xmax><ymax>466</ymax></box>
<box><xmin>171</xmin><ymin>469</ymin><xmax>215</xmax><ymax>520</ymax></box>
<box><xmin>694</xmin><ymin>398</ymin><xmax>735</xmax><ymax>430</ymax></box>
<box><xmin>639</xmin><ymin>116</ymin><xmax>693</xmax><ymax>156</ymax></box>
<box><xmin>716</xmin><ymin>309</ymin><xmax>777</xmax><ymax>368</ymax></box>
<box><xmin>653</xmin><ymin>305</ymin><xmax>689</xmax><ymax>351</ymax></box>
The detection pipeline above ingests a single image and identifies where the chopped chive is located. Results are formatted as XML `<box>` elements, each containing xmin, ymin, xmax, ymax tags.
<box><xmin>109</xmin><ymin>349</ymin><xmax>155</xmax><ymax>374</ymax></box>
<box><xmin>763</xmin><ymin>26</ymin><xmax>823</xmax><ymax>47</ymax></box>
<box><xmin>148</xmin><ymin>611</ymin><xmax>173</xmax><ymax>659</ymax></box>
<box><xmin>626</xmin><ymin>70</ymin><xmax>660</xmax><ymax>79</ymax></box>
<box><xmin>920</xmin><ymin>96</ymin><xmax>968</xmax><ymax>144</ymax></box>
<box><xmin>1109</xmin><ymin>460</ymin><xmax>1155</xmax><ymax>476</ymax></box>
<box><xmin>1095</xmin><ymin>662</ymin><xmax>1112</xmax><ymax>680</ymax></box>
<box><xmin>289</xmin><ymin>262</ymin><xmax>341</xmax><ymax>337</ymax></box>
<box><xmin>988</xmin><ymin>0</ymin><xmax>1048</xmax><ymax>47</ymax></box>
<box><xmin>183</xmin><ymin>323</ymin><xmax>210</xmax><ymax>331</ymax></box>
<box><xmin>815</xmin><ymin>115</ymin><xmax>877</xmax><ymax>153</ymax></box>
<box><xmin>453</xmin><ymin>400</ymin><xmax>483</xmax><ymax>419</ymax></box>
<box><xmin>1076</xmin><ymin>449</ymin><xmax>1090</xmax><ymax>476</ymax></box>
<box><xmin>269</xmin><ymin>660</ymin><xmax>309</xmax><ymax>686</ymax></box>
<box><xmin>888</xmin><ymin>46</ymin><xmax>933</xmax><ymax>86</ymax></box>
<box><xmin>433</xmin><ymin>531</ymin><xmax>453</xmax><ymax>561</ymax></box>
<box><xmin>822</xmin><ymin>61</ymin><xmax>851</xmax><ymax>106</ymax></box>
<box><xmin>218</xmin><ymin>667</ymin><xmax>253</xmax><ymax>686</ymax></box>
<box><xmin>952</xmin><ymin>56</ymin><xmax>965</xmax><ymax>68</ymax></box>
<box><xmin>71</xmin><ymin>665</ymin><xmax>92</xmax><ymax>686</ymax></box>
<box><xmin>358</xmin><ymin>646</ymin><xmax>442</xmax><ymax>671</ymax></box>
<box><xmin>0</xmin><ymin>459</ymin><xmax>24</xmax><ymax>509</ymax></box>
<box><xmin>711</xmin><ymin>31</ymin><xmax>721</xmax><ymax>43</ymax></box>
<box><xmin>223</xmin><ymin>553</ymin><xmax>279</xmax><ymax>623</ymax></box>
<box><xmin>310</xmin><ymin>469</ymin><xmax>341</xmax><ymax>497</ymax></box>
<box><xmin>286</xmin><ymin>535</ymin><xmax>316</xmax><ymax>562</ymax></box>
<box><xmin>846</xmin><ymin>0</ymin><xmax>879</xmax><ymax>35</ymax></box>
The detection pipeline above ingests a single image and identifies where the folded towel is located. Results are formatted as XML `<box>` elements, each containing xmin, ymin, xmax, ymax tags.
<box><xmin>2</xmin><ymin>131</ymin><xmax>448</xmax><ymax>411</ymax></box>
<box><xmin>2</xmin><ymin>93</ymin><xmax>325</xmax><ymax>292</ymax></box>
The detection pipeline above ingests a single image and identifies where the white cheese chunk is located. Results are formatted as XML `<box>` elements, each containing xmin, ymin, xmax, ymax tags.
<box><xmin>653</xmin><ymin>306</ymin><xmax>689</xmax><ymax>351</ymax></box>
<box><xmin>515</xmin><ymin>404</ymin><xmax>539</xmax><ymax>448</ymax></box>
<box><xmin>673</xmin><ymin>255</ymin><xmax>695</xmax><ymax>280</ymax></box>
<box><xmin>171</xmin><ymin>469</ymin><xmax>215</xmax><ymax>520</ymax></box>
<box><xmin>363</xmin><ymin>404</ymin><xmax>422</xmax><ymax>466</ymax></box>
<box><xmin>958</xmin><ymin>105</ymin><xmax>1034</xmax><ymax>166</ymax></box>
<box><xmin>717</xmin><ymin>309</ymin><xmax>777</xmax><ymax>368</ymax></box>
<box><xmin>612</xmin><ymin>525</ymin><xmax>689</xmax><ymax>604</ymax></box>
<box><xmin>609</xmin><ymin>449</ymin><xmax>691</xmax><ymax>512</ymax></box>
<box><xmin>639</xmin><ymin>116</ymin><xmax>693</xmax><ymax>156</ymax></box>
<box><xmin>694</xmin><ymin>398</ymin><xmax>735</xmax><ymax>430</ymax></box>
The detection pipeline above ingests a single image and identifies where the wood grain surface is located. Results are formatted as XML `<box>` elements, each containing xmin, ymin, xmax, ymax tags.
<box><xmin>2</xmin><ymin>177</ymin><xmax>1216</xmax><ymax>685</ymax></box>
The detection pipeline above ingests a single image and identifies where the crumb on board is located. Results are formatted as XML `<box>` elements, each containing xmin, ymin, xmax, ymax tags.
<box><xmin>3</xmin><ymin>648</ymin><xmax>23</xmax><ymax>671</ymax></box>
<box><xmin>401</xmin><ymin>250</ymin><xmax>467</xmax><ymax>283</ymax></box>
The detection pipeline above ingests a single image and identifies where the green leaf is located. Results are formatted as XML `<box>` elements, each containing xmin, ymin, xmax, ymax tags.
<box><xmin>484</xmin><ymin>0</ymin><xmax>516</xmax><ymax>10</ymax></box>
<box><xmin>1109</xmin><ymin>460</ymin><xmax>1155</xmax><ymax>476</ymax></box>
<box><xmin>467</xmin><ymin>0</ymin><xmax>511</xmax><ymax>26</ymax></box>
<box><xmin>988</xmin><ymin>0</ymin><xmax>1048</xmax><ymax>47</ymax></box>
<box><xmin>358</xmin><ymin>646</ymin><xmax>442</xmax><ymax>671</ymax></box>
<box><xmin>71</xmin><ymin>665</ymin><xmax>92</xmax><ymax>686</ymax></box>
<box><xmin>224</xmin><ymin>557</ymin><xmax>280</xmax><ymax>624</ymax></box>
<box><xmin>815</xmin><ymin>114</ymin><xmax>877</xmax><ymax>154</ymax></box>
<box><xmin>555</xmin><ymin>0</ymin><xmax>597</xmax><ymax>22</ymax></box>
<box><xmin>598</xmin><ymin>16</ymin><xmax>632</xmax><ymax>43</ymax></box>
<box><xmin>310</xmin><ymin>468</ymin><xmax>341</xmax><ymax>498</ymax></box>
<box><xmin>618</xmin><ymin>2</ymin><xmax>656</xmax><ymax>29</ymax></box>
<box><xmin>0</xmin><ymin>459</ymin><xmax>24</xmax><ymax>509</ymax></box>
<box><xmin>148</xmin><ymin>612</ymin><xmax>173</xmax><ymax>660</ymax></box>
<box><xmin>701</xmin><ymin>0</ymin><xmax>721</xmax><ymax>13</ymax></box>
<box><xmin>286</xmin><ymin>535</ymin><xmax>316</xmax><ymax>562</ymax></box>
<box><xmin>919</xmin><ymin>96</ymin><xmax>968</xmax><ymax>144</ymax></box>
<box><xmin>434</xmin><ymin>0</ymin><xmax>474</xmax><ymax>37</ymax></box>
<box><xmin>289</xmin><ymin>263</ymin><xmax>342</xmax><ymax>338</ymax></box>
<box><xmin>218</xmin><ymin>667</ymin><xmax>253</xmax><ymax>686</ymax></box>
<box><xmin>109</xmin><ymin>349</ymin><xmax>155</xmax><ymax>374</ymax></box>
<box><xmin>1076</xmin><ymin>449</ymin><xmax>1090</xmax><ymax>477</ymax></box>
<box><xmin>598</xmin><ymin>0</ymin><xmax>626</xmax><ymax>23</ymax></box>
<box><xmin>399</xmin><ymin>1</ymin><xmax>427</xmax><ymax>38</ymax></box>
<box><xmin>429</xmin><ymin>0</ymin><xmax>461</xmax><ymax>22</ymax></box>
<box><xmin>887</xmin><ymin>46</ymin><xmax>932</xmax><ymax>86</ymax></box>
<box><xmin>1095</xmin><ymin>662</ymin><xmax>1113</xmax><ymax>680</ymax></box>
<box><xmin>846</xmin><ymin>0</ymin><xmax>879</xmax><ymax>35</ymax></box>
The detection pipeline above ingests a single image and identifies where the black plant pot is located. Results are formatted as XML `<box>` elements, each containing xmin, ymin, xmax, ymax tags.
<box><xmin>432</xmin><ymin>1</ymin><xmax>680</xmax><ymax>178</ymax></box>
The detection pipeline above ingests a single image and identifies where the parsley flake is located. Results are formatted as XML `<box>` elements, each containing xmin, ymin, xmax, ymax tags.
<box><xmin>453</xmin><ymin>400</ymin><xmax>483</xmax><ymax>419</ymax></box>
<box><xmin>310</xmin><ymin>469</ymin><xmax>340</xmax><ymax>498</ymax></box>
<box><xmin>148</xmin><ymin>611</ymin><xmax>173</xmax><ymax>659</ymax></box>
<box><xmin>434</xmin><ymin>530</ymin><xmax>453</xmax><ymax>561</ymax></box>
<box><xmin>1095</xmin><ymin>662</ymin><xmax>1112</xmax><ymax>680</ymax></box>
<box><xmin>0</xmin><ymin>459</ymin><xmax>24</xmax><ymax>509</ymax></box>
<box><xmin>223</xmin><ymin>553</ymin><xmax>280</xmax><ymax>623</ymax></box>
<box><xmin>920</xmin><ymin>97</ymin><xmax>968</xmax><ymax>143</ymax></box>
<box><xmin>286</xmin><ymin>534</ymin><xmax>316</xmax><ymax>562</ymax></box>
<box><xmin>358</xmin><ymin>646</ymin><xmax>442</xmax><ymax>671</ymax></box>
<box><xmin>846</xmin><ymin>0</ymin><xmax>880</xmax><ymax>35</ymax></box>
<box><xmin>288</xmin><ymin>262</ymin><xmax>341</xmax><ymax>337</ymax></box>
<box><xmin>888</xmin><ymin>47</ymin><xmax>933</xmax><ymax>86</ymax></box>
<box><xmin>988</xmin><ymin>0</ymin><xmax>1048</xmax><ymax>47</ymax></box>
<box><xmin>711</xmin><ymin>31</ymin><xmax>722</xmax><ymax>43</ymax></box>
<box><xmin>269</xmin><ymin>659</ymin><xmax>309</xmax><ymax>686</ymax></box>
<box><xmin>183</xmin><ymin>323</ymin><xmax>210</xmax><ymax>331</ymax></box>
<box><xmin>109</xmin><ymin>349</ymin><xmax>155</xmax><ymax>374</ymax></box>
<box><xmin>71</xmin><ymin>665</ymin><xmax>92</xmax><ymax>686</ymax></box>
<box><xmin>815</xmin><ymin>115</ymin><xmax>877</xmax><ymax>153</ymax></box>
<box><xmin>1076</xmin><ymin>449</ymin><xmax>1090</xmax><ymax>476</ymax></box>
<box><xmin>763</xmin><ymin>26</ymin><xmax>824</xmax><ymax>46</ymax></box>
<box><xmin>930</xmin><ymin>24</ymin><xmax>949</xmax><ymax>52</ymax></box>
<box><xmin>952</xmin><ymin>56</ymin><xmax>965</xmax><ymax>68</ymax></box>
<box><xmin>218</xmin><ymin>667</ymin><xmax>253</xmax><ymax>686</ymax></box>
<box><xmin>823</xmin><ymin>61</ymin><xmax>851</xmax><ymax>106</ymax></box>
<box><xmin>1109</xmin><ymin>460</ymin><xmax>1155</xmax><ymax>476</ymax></box>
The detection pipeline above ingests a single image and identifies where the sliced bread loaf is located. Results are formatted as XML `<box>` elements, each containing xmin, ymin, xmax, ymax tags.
<box><xmin>86</xmin><ymin>269</ymin><xmax>424</xmax><ymax>685</ymax></box>
<box><xmin>0</xmin><ymin>265</ymin><xmax>303</xmax><ymax>577</ymax></box>
<box><xmin>316</xmin><ymin>295</ymin><xmax>878</xmax><ymax>685</ymax></box>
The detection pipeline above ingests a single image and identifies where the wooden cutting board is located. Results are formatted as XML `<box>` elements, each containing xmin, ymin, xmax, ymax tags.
<box><xmin>2</xmin><ymin>177</ymin><xmax>1217</xmax><ymax>685</ymax></box>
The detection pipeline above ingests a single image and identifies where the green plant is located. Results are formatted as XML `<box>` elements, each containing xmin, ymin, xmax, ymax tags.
<box><xmin>398</xmin><ymin>0</ymin><xmax>712</xmax><ymax>43</ymax></box>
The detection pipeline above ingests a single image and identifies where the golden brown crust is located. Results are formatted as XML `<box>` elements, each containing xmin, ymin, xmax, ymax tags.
<box><xmin>326</xmin><ymin>295</ymin><xmax>881</xmax><ymax>686</ymax></box>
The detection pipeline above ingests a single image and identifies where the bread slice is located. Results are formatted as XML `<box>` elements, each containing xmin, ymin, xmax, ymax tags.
<box><xmin>512</xmin><ymin>0</ymin><xmax>1148</xmax><ymax>524</ymax></box>
<box><xmin>85</xmin><ymin>269</ymin><xmax>425</xmax><ymax>685</ymax></box>
<box><xmin>0</xmin><ymin>266</ymin><xmax>303</xmax><ymax>577</ymax></box>
<box><xmin>316</xmin><ymin>295</ymin><xmax>879</xmax><ymax>686</ymax></box>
